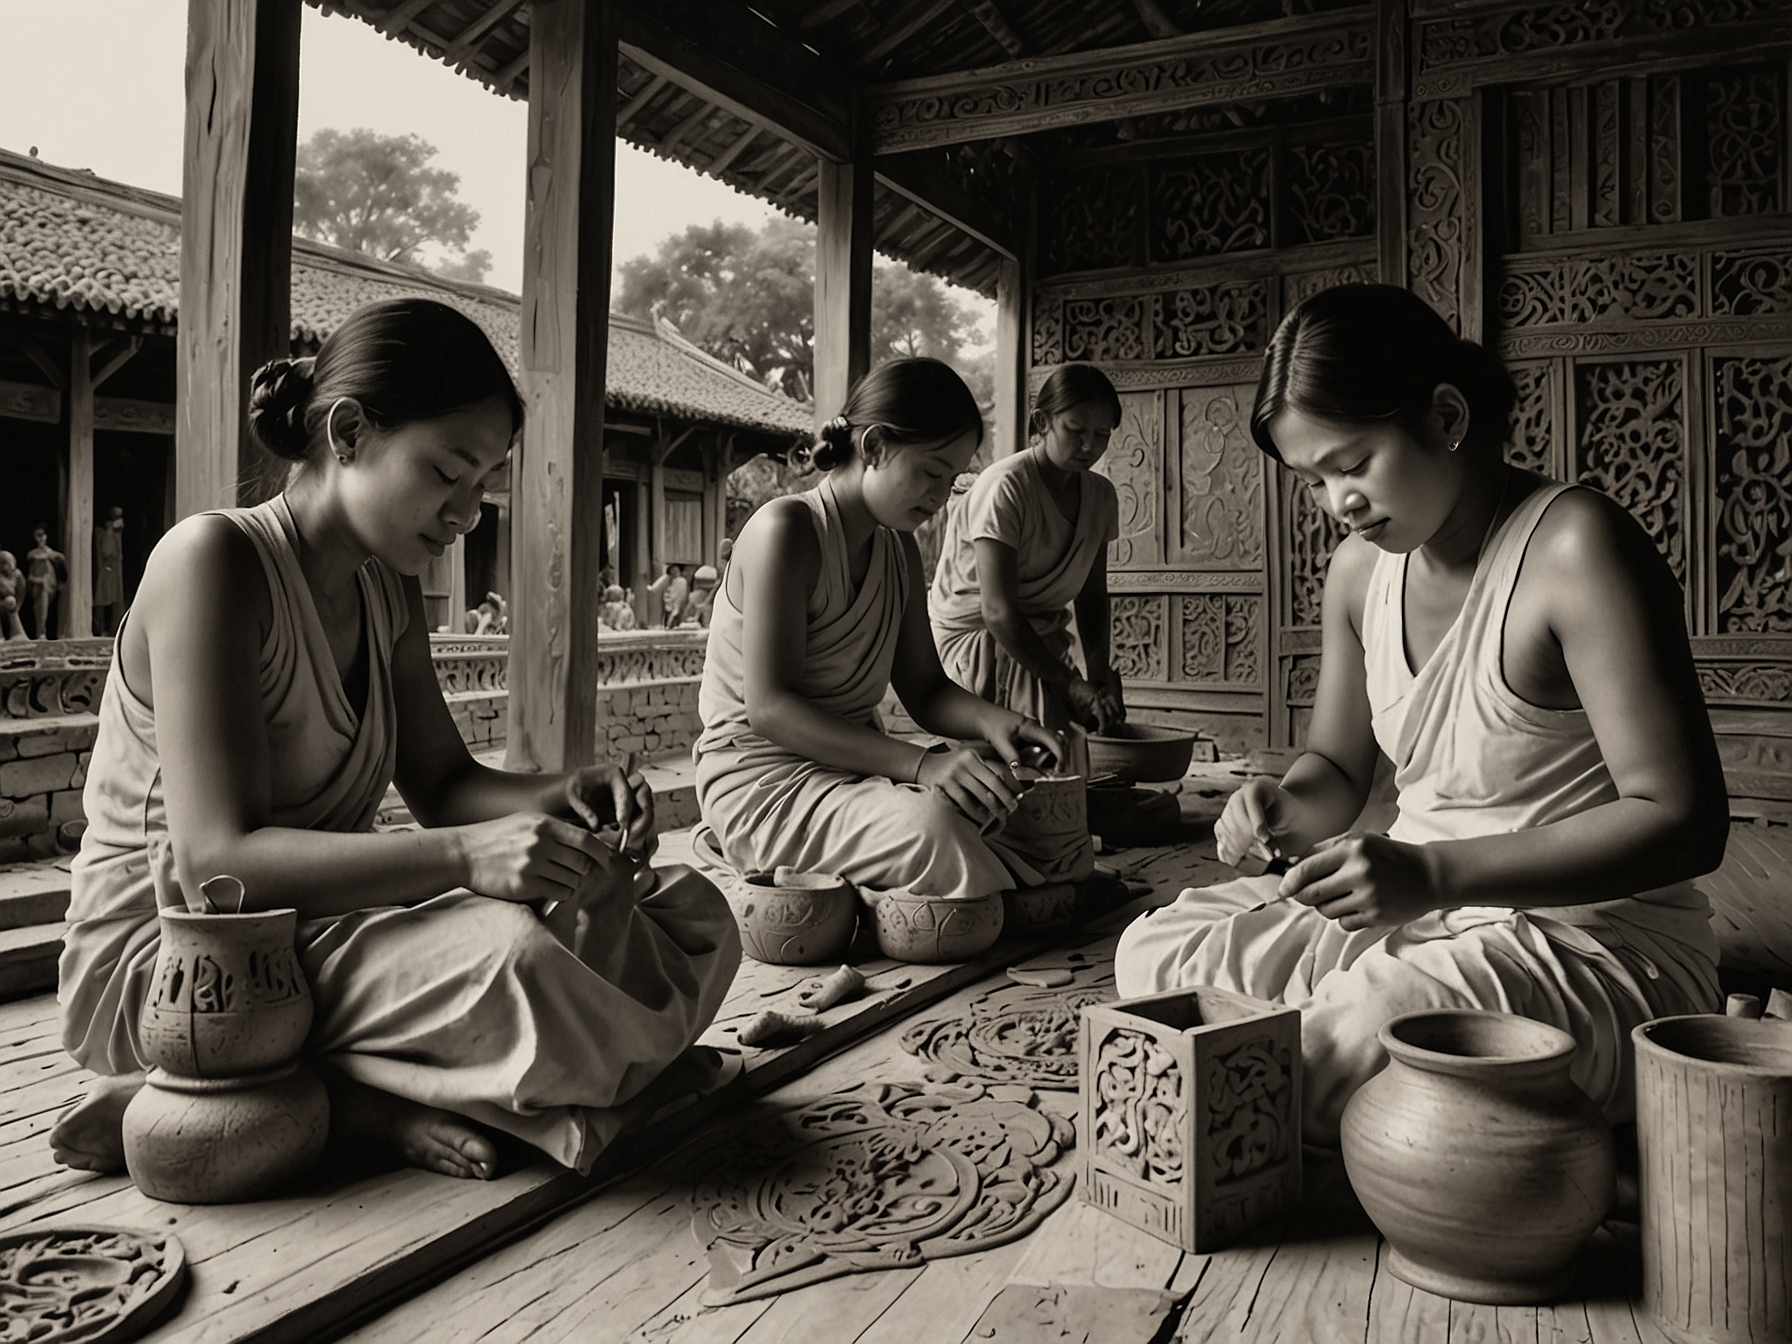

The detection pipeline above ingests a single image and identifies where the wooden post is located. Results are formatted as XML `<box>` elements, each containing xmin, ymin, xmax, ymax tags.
<box><xmin>64</xmin><ymin>333</ymin><xmax>95</xmax><ymax>640</ymax></box>
<box><xmin>633</xmin><ymin>477</ymin><xmax>651</xmax><ymax>625</ymax></box>
<box><xmin>993</xmin><ymin>257</ymin><xmax>1027</xmax><ymax>458</ymax></box>
<box><xmin>508</xmin><ymin>0</ymin><xmax>618</xmax><ymax>772</ymax></box>
<box><xmin>813</xmin><ymin>110</ymin><xmax>873</xmax><ymax>424</ymax></box>
<box><xmin>175</xmin><ymin>0</ymin><xmax>301</xmax><ymax>518</ymax></box>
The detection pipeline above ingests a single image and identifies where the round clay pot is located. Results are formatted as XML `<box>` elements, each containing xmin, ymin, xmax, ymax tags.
<box><xmin>1003</xmin><ymin>881</ymin><xmax>1076</xmax><ymax>935</ymax></box>
<box><xmin>995</xmin><ymin>771</ymin><xmax>1095</xmax><ymax>883</ymax></box>
<box><xmin>122</xmin><ymin>1062</ymin><xmax>330</xmax><ymax>1204</ymax></box>
<box><xmin>1086</xmin><ymin>724</ymin><xmax>1198</xmax><ymax>783</ymax></box>
<box><xmin>871</xmin><ymin>890</ymin><xmax>1003</xmax><ymax>964</ymax></box>
<box><xmin>734</xmin><ymin>871</ymin><xmax>858</xmax><ymax>966</ymax></box>
<box><xmin>1340</xmin><ymin>1009</ymin><xmax>1614</xmax><ymax>1305</ymax></box>
<box><xmin>138</xmin><ymin>908</ymin><xmax>314</xmax><ymax>1078</ymax></box>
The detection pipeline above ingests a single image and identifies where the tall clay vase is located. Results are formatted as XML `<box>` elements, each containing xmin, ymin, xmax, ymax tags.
<box><xmin>1340</xmin><ymin>1009</ymin><xmax>1615</xmax><ymax>1304</ymax></box>
<box><xmin>1635</xmin><ymin>1015</ymin><xmax>1792</xmax><ymax>1344</ymax></box>
<box><xmin>123</xmin><ymin>906</ymin><xmax>329</xmax><ymax>1203</ymax></box>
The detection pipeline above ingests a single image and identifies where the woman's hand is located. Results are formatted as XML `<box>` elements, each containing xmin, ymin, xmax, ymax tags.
<box><xmin>1089</xmin><ymin>667</ymin><xmax>1126</xmax><ymax>735</ymax></box>
<box><xmin>1215</xmin><ymin>777</ymin><xmax>1298</xmax><ymax>869</ymax></box>
<box><xmin>1061</xmin><ymin>675</ymin><xmax>1104</xmax><ymax>731</ymax></box>
<box><xmin>456</xmin><ymin>812</ymin><xmax>623</xmax><ymax>904</ymax></box>
<box><xmin>561</xmin><ymin>764</ymin><xmax>655</xmax><ymax>856</ymax></box>
<box><xmin>984</xmin><ymin>715</ymin><xmax>1065</xmax><ymax>773</ymax></box>
<box><xmin>1279</xmin><ymin>833</ymin><xmax>1441</xmax><ymax>931</ymax></box>
<box><xmin>917</xmin><ymin>746</ymin><xmax>1023</xmax><ymax>829</ymax></box>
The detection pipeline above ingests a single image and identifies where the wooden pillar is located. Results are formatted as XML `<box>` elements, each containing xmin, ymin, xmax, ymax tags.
<box><xmin>508</xmin><ymin>0</ymin><xmax>618</xmax><ymax>772</ymax></box>
<box><xmin>175</xmin><ymin>0</ymin><xmax>301</xmax><ymax>518</ymax></box>
<box><xmin>633</xmin><ymin>477</ymin><xmax>651</xmax><ymax>626</ymax></box>
<box><xmin>492</xmin><ymin>501</ymin><xmax>511</xmax><ymax>613</ymax></box>
<box><xmin>994</xmin><ymin>257</ymin><xmax>1027</xmax><ymax>458</ymax></box>
<box><xmin>64</xmin><ymin>334</ymin><xmax>95</xmax><ymax>640</ymax></box>
<box><xmin>813</xmin><ymin>112</ymin><xmax>873</xmax><ymax>424</ymax></box>
<box><xmin>448</xmin><ymin>533</ymin><xmax>467</xmax><ymax>631</ymax></box>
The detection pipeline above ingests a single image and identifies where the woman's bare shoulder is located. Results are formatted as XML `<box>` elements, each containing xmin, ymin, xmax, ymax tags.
<box><xmin>1322</xmin><ymin>531</ymin><xmax>1381</xmax><ymax>627</ymax></box>
<box><xmin>734</xmin><ymin>493</ymin><xmax>822</xmax><ymax>580</ymax></box>
<box><xmin>134</xmin><ymin>513</ymin><xmax>269</xmax><ymax>629</ymax></box>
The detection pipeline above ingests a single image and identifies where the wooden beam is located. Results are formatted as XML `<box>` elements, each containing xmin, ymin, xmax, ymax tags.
<box><xmin>617</xmin><ymin>0</ymin><xmax>852</xmax><ymax>162</ymax></box>
<box><xmin>860</xmin><ymin>0</ymin><xmax>954</xmax><ymax>66</ymax></box>
<box><xmin>176</xmin><ymin>0</ymin><xmax>301</xmax><ymax>516</ymax></box>
<box><xmin>91</xmin><ymin>337</ymin><xmax>142</xmax><ymax>391</ymax></box>
<box><xmin>64</xmin><ymin>333</ymin><xmax>94</xmax><ymax>640</ymax></box>
<box><xmin>706</xmin><ymin>124</ymin><xmax>762</xmax><ymax>176</ymax></box>
<box><xmin>961</xmin><ymin>1</ymin><xmax>1025</xmax><ymax>56</ymax></box>
<box><xmin>508</xmin><ymin>0</ymin><xmax>618</xmax><ymax>772</ymax></box>
<box><xmin>814</xmin><ymin>106</ymin><xmax>873</xmax><ymax>424</ymax></box>
<box><xmin>0</xmin><ymin>379</ymin><xmax>61</xmax><ymax>424</ymax></box>
<box><xmin>993</xmin><ymin>256</ymin><xmax>1026</xmax><ymax>458</ymax></box>
<box><xmin>19</xmin><ymin>342</ymin><xmax>65</xmax><ymax>390</ymax></box>
<box><xmin>875</xmin><ymin>150</ymin><xmax>1017</xmax><ymax>258</ymax></box>
<box><xmin>617</xmin><ymin>71</ymin><xmax>669</xmax><ymax>125</ymax></box>
<box><xmin>865</xmin><ymin>8</ymin><xmax>1376</xmax><ymax>151</ymax></box>
<box><xmin>1128</xmin><ymin>0</ymin><xmax>1182</xmax><ymax>40</ymax></box>
<box><xmin>379</xmin><ymin>0</ymin><xmax>436</xmax><ymax>37</ymax></box>
<box><xmin>445</xmin><ymin>0</ymin><xmax>525</xmax><ymax>61</ymax></box>
<box><xmin>95</xmin><ymin>397</ymin><xmax>178</xmax><ymax>435</ymax></box>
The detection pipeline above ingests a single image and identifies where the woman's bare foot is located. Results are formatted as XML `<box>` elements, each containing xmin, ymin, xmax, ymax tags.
<box><xmin>50</xmin><ymin>1073</ymin><xmax>145</xmax><ymax>1172</ymax></box>
<box><xmin>320</xmin><ymin>1069</ymin><xmax>500</xmax><ymax>1180</ymax></box>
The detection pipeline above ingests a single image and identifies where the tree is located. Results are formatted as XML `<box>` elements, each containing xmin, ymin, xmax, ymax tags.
<box><xmin>294</xmin><ymin>128</ymin><xmax>488</xmax><ymax>282</ymax></box>
<box><xmin>618</xmin><ymin>217</ymin><xmax>989</xmax><ymax>404</ymax></box>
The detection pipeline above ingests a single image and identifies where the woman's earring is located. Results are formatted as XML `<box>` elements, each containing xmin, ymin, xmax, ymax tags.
<box><xmin>1446</xmin><ymin>438</ymin><xmax>1460</xmax><ymax>452</ymax></box>
<box><xmin>336</xmin><ymin>452</ymin><xmax>352</xmax><ymax>466</ymax></box>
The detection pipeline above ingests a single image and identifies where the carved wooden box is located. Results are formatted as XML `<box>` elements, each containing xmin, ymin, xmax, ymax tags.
<box><xmin>1079</xmin><ymin>986</ymin><xmax>1301</xmax><ymax>1252</ymax></box>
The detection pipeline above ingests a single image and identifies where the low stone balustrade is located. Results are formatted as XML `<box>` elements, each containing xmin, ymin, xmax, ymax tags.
<box><xmin>0</xmin><ymin>628</ymin><xmax>710</xmax><ymax>859</ymax></box>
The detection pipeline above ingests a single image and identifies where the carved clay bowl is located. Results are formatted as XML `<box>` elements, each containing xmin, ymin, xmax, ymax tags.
<box><xmin>1086</xmin><ymin>724</ymin><xmax>1198</xmax><ymax>783</ymax></box>
<box><xmin>872</xmin><ymin>889</ymin><xmax>1004</xmax><ymax>964</ymax></box>
<box><xmin>734</xmin><ymin>871</ymin><xmax>858</xmax><ymax>966</ymax></box>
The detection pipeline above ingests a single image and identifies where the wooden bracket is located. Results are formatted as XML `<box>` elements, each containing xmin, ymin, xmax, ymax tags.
<box><xmin>19</xmin><ymin>341</ymin><xmax>65</xmax><ymax>391</ymax></box>
<box><xmin>90</xmin><ymin>337</ymin><xmax>143</xmax><ymax>392</ymax></box>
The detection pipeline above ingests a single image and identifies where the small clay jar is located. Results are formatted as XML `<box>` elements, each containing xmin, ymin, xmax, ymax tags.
<box><xmin>122</xmin><ymin>1062</ymin><xmax>330</xmax><ymax>1204</ymax></box>
<box><xmin>138</xmin><ymin>908</ymin><xmax>314</xmax><ymax>1078</ymax></box>
<box><xmin>871</xmin><ymin>889</ymin><xmax>1003</xmax><ymax>963</ymax></box>
<box><xmin>1340</xmin><ymin>1009</ymin><xmax>1614</xmax><ymax>1305</ymax></box>
<box><xmin>734</xmin><ymin>870</ymin><xmax>858</xmax><ymax>966</ymax></box>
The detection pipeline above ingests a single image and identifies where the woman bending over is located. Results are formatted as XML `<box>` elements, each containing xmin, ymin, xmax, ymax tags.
<box><xmin>695</xmin><ymin>358</ymin><xmax>1062</xmax><ymax>905</ymax></box>
<box><xmin>1115</xmin><ymin>284</ymin><xmax>1726</xmax><ymax>1142</ymax></box>
<box><xmin>54</xmin><ymin>298</ymin><xmax>739</xmax><ymax>1180</ymax></box>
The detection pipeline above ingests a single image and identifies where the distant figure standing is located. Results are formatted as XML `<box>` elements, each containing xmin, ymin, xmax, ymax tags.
<box><xmin>0</xmin><ymin>551</ymin><xmax>26</xmax><ymax>640</ymax></box>
<box><xmin>25</xmin><ymin>526</ymin><xmax>66</xmax><ymax>640</ymax></box>
<box><xmin>93</xmin><ymin>507</ymin><xmax>125</xmax><ymax>636</ymax></box>
<box><xmin>686</xmin><ymin>565</ymin><xmax>719</xmax><ymax>627</ymax></box>
<box><xmin>648</xmin><ymin>563</ymin><xmax>690</xmax><ymax>628</ymax></box>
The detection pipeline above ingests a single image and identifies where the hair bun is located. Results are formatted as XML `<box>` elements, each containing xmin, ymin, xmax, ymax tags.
<box><xmin>793</xmin><ymin>414</ymin><xmax>853</xmax><ymax>471</ymax></box>
<box><xmin>247</xmin><ymin>356</ymin><xmax>317</xmax><ymax>460</ymax></box>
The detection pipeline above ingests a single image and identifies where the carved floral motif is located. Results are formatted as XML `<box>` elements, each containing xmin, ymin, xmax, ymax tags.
<box><xmin>1287</xmin><ymin>481</ymin><xmax>1347</xmax><ymax>629</ymax></box>
<box><xmin>1092</xmin><ymin>1028</ymin><xmax>1185</xmax><ymax>1186</ymax></box>
<box><xmin>1713</xmin><ymin>249</ymin><xmax>1792</xmax><ymax>315</ymax></box>
<box><xmin>1706</xmin><ymin>68</ymin><xmax>1783</xmax><ymax>217</ymax></box>
<box><xmin>1506</xmin><ymin>361</ymin><xmax>1555</xmax><ymax>474</ymax></box>
<box><xmin>1574</xmin><ymin>359</ymin><xmax>1685</xmax><ymax>580</ymax></box>
<box><xmin>0</xmin><ymin>1226</ymin><xmax>187</xmax><ymax>1343</ymax></box>
<box><xmin>1180</xmin><ymin>595</ymin><xmax>1261</xmax><ymax>685</ymax></box>
<box><xmin>1407</xmin><ymin>99</ymin><xmax>1467</xmax><ymax>333</ymax></box>
<box><xmin>1150</xmin><ymin>150</ymin><xmax>1270</xmax><ymax>262</ymax></box>
<box><xmin>1700</xmin><ymin>662</ymin><xmax>1792</xmax><ymax>700</ymax></box>
<box><xmin>692</xmin><ymin>1081</ymin><xmax>1074</xmax><ymax>1305</ymax></box>
<box><xmin>1205</xmin><ymin>1038</ymin><xmax>1295</xmax><ymax>1184</ymax></box>
<box><xmin>1063</xmin><ymin>297</ymin><xmax>1148</xmax><ymax>362</ymax></box>
<box><xmin>1097</xmin><ymin>392</ymin><xmax>1162</xmax><ymax>568</ymax></box>
<box><xmin>1178</xmin><ymin>384</ymin><xmax>1263</xmax><ymax>568</ymax></box>
<box><xmin>1284</xmin><ymin>142</ymin><xmax>1376</xmax><ymax>244</ymax></box>
<box><xmin>1287</xmin><ymin>655</ymin><xmax>1322</xmax><ymax>705</ymax></box>
<box><xmin>1499</xmin><ymin>253</ymin><xmax>1698</xmax><ymax>327</ymax></box>
<box><xmin>1283</xmin><ymin>262</ymin><xmax>1376</xmax><ymax>308</ymax></box>
<box><xmin>1151</xmin><ymin>282</ymin><xmax>1267</xmax><ymax>359</ymax></box>
<box><xmin>900</xmin><ymin>976</ymin><xmax>1113</xmax><ymax>1091</ymax></box>
<box><xmin>1713</xmin><ymin>355</ymin><xmax>1792</xmax><ymax>632</ymax></box>
<box><xmin>1043</xmin><ymin>168</ymin><xmax>1140</xmax><ymax>274</ymax></box>
<box><xmin>1111</xmin><ymin>596</ymin><xmax>1167</xmax><ymax>682</ymax></box>
<box><xmin>1032</xmin><ymin>301</ymin><xmax>1065</xmax><ymax>366</ymax></box>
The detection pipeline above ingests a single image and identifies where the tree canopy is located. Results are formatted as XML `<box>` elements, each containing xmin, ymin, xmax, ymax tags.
<box><xmin>617</xmin><ymin>217</ymin><xmax>990</xmax><ymax>404</ymax></box>
<box><xmin>294</xmin><ymin>128</ymin><xmax>489</xmax><ymax>282</ymax></box>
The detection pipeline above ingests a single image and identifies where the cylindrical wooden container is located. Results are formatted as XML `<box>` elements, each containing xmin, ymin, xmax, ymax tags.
<box><xmin>1634</xmin><ymin>1015</ymin><xmax>1792</xmax><ymax>1344</ymax></box>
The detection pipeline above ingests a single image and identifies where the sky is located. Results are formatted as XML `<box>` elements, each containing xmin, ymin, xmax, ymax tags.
<box><xmin>0</xmin><ymin>0</ymin><xmax>783</xmax><ymax>293</ymax></box>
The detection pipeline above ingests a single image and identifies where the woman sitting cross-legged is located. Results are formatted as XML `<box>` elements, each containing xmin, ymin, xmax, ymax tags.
<box><xmin>53</xmin><ymin>298</ymin><xmax>740</xmax><ymax>1181</ymax></box>
<box><xmin>695</xmin><ymin>358</ymin><xmax>1063</xmax><ymax>905</ymax></box>
<box><xmin>1115</xmin><ymin>284</ymin><xmax>1727</xmax><ymax>1144</ymax></box>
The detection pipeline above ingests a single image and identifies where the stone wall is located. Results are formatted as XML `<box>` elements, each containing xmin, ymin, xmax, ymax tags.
<box><xmin>591</xmin><ymin>628</ymin><xmax>708</xmax><ymax>762</ymax></box>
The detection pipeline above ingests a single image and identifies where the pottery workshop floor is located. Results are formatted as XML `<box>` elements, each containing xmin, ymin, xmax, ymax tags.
<box><xmin>0</xmin><ymin>810</ymin><xmax>1737</xmax><ymax>1344</ymax></box>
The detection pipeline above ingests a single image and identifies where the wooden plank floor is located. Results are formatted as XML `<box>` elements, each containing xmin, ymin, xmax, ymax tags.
<box><xmin>0</xmin><ymin>832</ymin><xmax>1192</xmax><ymax>1344</ymax></box>
<box><xmin>336</xmin><ymin>861</ymin><xmax>1671</xmax><ymax>1344</ymax></box>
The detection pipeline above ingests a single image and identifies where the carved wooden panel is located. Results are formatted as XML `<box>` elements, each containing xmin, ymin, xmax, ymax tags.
<box><xmin>1180</xmin><ymin>594</ymin><xmax>1262</xmax><ymax>686</ymax></box>
<box><xmin>1706</xmin><ymin>67</ymin><xmax>1784</xmax><ymax>217</ymax></box>
<box><xmin>1043</xmin><ymin>167</ymin><xmax>1141</xmax><ymax>274</ymax></box>
<box><xmin>1283</xmin><ymin>261</ymin><xmax>1377</xmax><ymax>309</ymax></box>
<box><xmin>1713</xmin><ymin>248</ymin><xmax>1792</xmax><ymax>314</ymax></box>
<box><xmin>1572</xmin><ymin>357</ymin><xmax>1686</xmax><ymax>581</ymax></box>
<box><xmin>1285</xmin><ymin>476</ymin><xmax>1348</xmax><ymax>629</ymax></box>
<box><xmin>1175</xmin><ymin>384</ymin><xmax>1264</xmax><ymax>569</ymax></box>
<box><xmin>1032</xmin><ymin>299</ymin><xmax>1064</xmax><ymax>366</ymax></box>
<box><xmin>1712</xmin><ymin>354</ymin><xmax>1792</xmax><ymax>632</ymax></box>
<box><xmin>1506</xmin><ymin>359</ymin><xmax>1556</xmax><ymax>474</ymax></box>
<box><xmin>1500</xmin><ymin>251</ymin><xmax>1699</xmax><ymax>327</ymax></box>
<box><xmin>1062</xmin><ymin>296</ymin><xmax>1149</xmax><ymax>362</ymax></box>
<box><xmin>900</xmin><ymin>967</ymin><xmax>1114</xmax><ymax>1091</ymax></box>
<box><xmin>1284</xmin><ymin>141</ymin><xmax>1376</xmax><ymax>245</ymax></box>
<box><xmin>1149</xmin><ymin>149</ymin><xmax>1270</xmax><ymax>263</ymax></box>
<box><xmin>1407</xmin><ymin>97</ymin><xmax>1469</xmax><ymax>333</ymax></box>
<box><xmin>1111</xmin><ymin>595</ymin><xmax>1168</xmax><ymax>682</ymax></box>
<box><xmin>1150</xmin><ymin>281</ymin><xmax>1268</xmax><ymax>359</ymax></box>
<box><xmin>1096</xmin><ymin>390</ymin><xmax>1164</xmax><ymax>568</ymax></box>
<box><xmin>1286</xmin><ymin>654</ymin><xmax>1322</xmax><ymax>706</ymax></box>
<box><xmin>1043</xmin><ymin>279</ymin><xmax>1268</xmax><ymax>367</ymax></box>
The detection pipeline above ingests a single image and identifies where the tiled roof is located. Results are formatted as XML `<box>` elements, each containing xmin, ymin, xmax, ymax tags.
<box><xmin>0</xmin><ymin>149</ymin><xmax>810</xmax><ymax>439</ymax></box>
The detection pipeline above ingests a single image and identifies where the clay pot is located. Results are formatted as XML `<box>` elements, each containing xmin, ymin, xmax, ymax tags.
<box><xmin>871</xmin><ymin>890</ymin><xmax>1003</xmax><ymax>963</ymax></box>
<box><xmin>995</xmin><ymin>771</ymin><xmax>1094</xmax><ymax>883</ymax></box>
<box><xmin>1634</xmin><ymin>1014</ymin><xmax>1792</xmax><ymax>1344</ymax></box>
<box><xmin>122</xmin><ymin>1062</ymin><xmax>330</xmax><ymax>1204</ymax></box>
<box><xmin>1086</xmin><ymin>725</ymin><xmax>1197</xmax><ymax>783</ymax></box>
<box><xmin>1003</xmin><ymin>881</ymin><xmax>1076</xmax><ymax>935</ymax></box>
<box><xmin>1340</xmin><ymin>1009</ymin><xmax>1614</xmax><ymax>1304</ymax></box>
<box><xmin>734</xmin><ymin>870</ymin><xmax>858</xmax><ymax>966</ymax></box>
<box><xmin>138</xmin><ymin>908</ymin><xmax>314</xmax><ymax>1078</ymax></box>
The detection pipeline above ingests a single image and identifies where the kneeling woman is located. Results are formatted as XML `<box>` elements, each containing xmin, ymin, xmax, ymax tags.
<box><xmin>696</xmin><ymin>358</ymin><xmax>1061</xmax><ymax>903</ymax></box>
<box><xmin>55</xmin><ymin>299</ymin><xmax>740</xmax><ymax>1180</ymax></box>
<box><xmin>1115</xmin><ymin>285</ymin><xmax>1725</xmax><ymax>1142</ymax></box>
